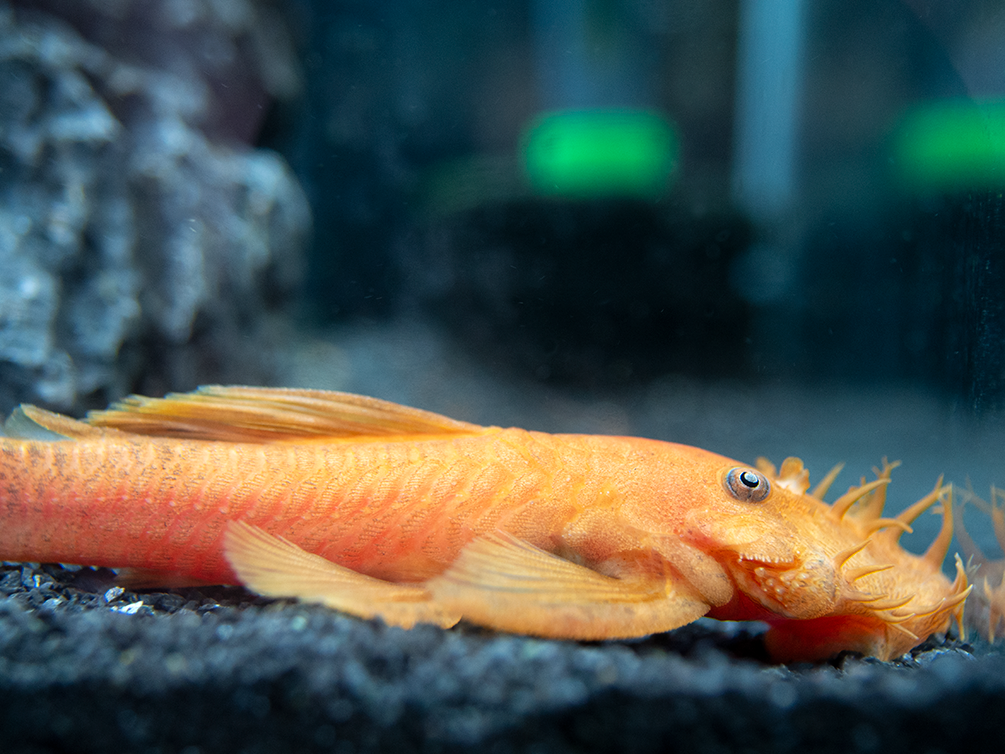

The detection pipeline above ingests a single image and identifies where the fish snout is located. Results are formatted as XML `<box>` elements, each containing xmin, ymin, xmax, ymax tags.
<box><xmin>735</xmin><ymin>552</ymin><xmax>839</xmax><ymax>620</ymax></box>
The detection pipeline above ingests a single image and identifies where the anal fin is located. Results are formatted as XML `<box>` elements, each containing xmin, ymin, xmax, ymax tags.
<box><xmin>426</xmin><ymin>531</ymin><xmax>710</xmax><ymax>640</ymax></box>
<box><xmin>223</xmin><ymin>521</ymin><xmax>460</xmax><ymax>629</ymax></box>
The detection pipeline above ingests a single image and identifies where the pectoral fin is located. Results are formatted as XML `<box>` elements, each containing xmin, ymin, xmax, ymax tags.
<box><xmin>223</xmin><ymin>522</ymin><xmax>460</xmax><ymax>629</ymax></box>
<box><xmin>225</xmin><ymin>523</ymin><xmax>708</xmax><ymax>639</ymax></box>
<box><xmin>426</xmin><ymin>531</ymin><xmax>710</xmax><ymax>640</ymax></box>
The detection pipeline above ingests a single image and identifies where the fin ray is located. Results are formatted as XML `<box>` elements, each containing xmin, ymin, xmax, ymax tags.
<box><xmin>88</xmin><ymin>386</ymin><xmax>484</xmax><ymax>443</ymax></box>
<box><xmin>4</xmin><ymin>405</ymin><xmax>105</xmax><ymax>441</ymax></box>
<box><xmin>426</xmin><ymin>531</ymin><xmax>710</xmax><ymax>639</ymax></box>
<box><xmin>223</xmin><ymin>521</ymin><xmax>460</xmax><ymax>629</ymax></box>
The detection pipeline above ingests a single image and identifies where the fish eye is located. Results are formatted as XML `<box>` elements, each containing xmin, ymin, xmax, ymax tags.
<box><xmin>724</xmin><ymin>467</ymin><xmax>771</xmax><ymax>503</ymax></box>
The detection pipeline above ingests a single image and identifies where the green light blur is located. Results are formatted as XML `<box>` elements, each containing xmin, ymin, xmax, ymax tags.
<box><xmin>896</xmin><ymin>100</ymin><xmax>1005</xmax><ymax>190</ymax></box>
<box><xmin>522</xmin><ymin>110</ymin><xmax>679</xmax><ymax>198</ymax></box>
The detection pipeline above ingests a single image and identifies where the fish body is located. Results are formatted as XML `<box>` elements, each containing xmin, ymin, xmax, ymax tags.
<box><xmin>1</xmin><ymin>426</ymin><xmax>693</xmax><ymax>584</ymax></box>
<box><xmin>0</xmin><ymin>386</ymin><xmax>969</xmax><ymax>661</ymax></box>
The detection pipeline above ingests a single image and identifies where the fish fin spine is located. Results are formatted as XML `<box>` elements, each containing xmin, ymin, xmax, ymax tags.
<box><xmin>3</xmin><ymin>405</ymin><xmax>105</xmax><ymax>441</ymax></box>
<box><xmin>87</xmin><ymin>386</ymin><xmax>486</xmax><ymax>443</ymax></box>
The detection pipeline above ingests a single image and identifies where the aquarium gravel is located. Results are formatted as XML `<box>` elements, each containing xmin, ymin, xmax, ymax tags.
<box><xmin>0</xmin><ymin>560</ymin><xmax>1003</xmax><ymax>754</ymax></box>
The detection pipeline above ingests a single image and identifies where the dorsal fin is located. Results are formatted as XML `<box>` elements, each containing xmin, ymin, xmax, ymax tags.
<box><xmin>86</xmin><ymin>385</ymin><xmax>486</xmax><ymax>443</ymax></box>
<box><xmin>3</xmin><ymin>405</ymin><xmax>106</xmax><ymax>441</ymax></box>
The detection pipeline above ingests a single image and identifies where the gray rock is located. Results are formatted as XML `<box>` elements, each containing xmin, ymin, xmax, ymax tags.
<box><xmin>0</xmin><ymin>1</ymin><xmax>308</xmax><ymax>410</ymax></box>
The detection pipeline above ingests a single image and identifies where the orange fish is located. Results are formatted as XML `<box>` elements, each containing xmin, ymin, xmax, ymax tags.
<box><xmin>0</xmin><ymin>386</ymin><xmax>970</xmax><ymax>661</ymax></box>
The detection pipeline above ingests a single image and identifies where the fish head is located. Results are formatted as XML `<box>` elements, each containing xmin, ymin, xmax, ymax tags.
<box><xmin>620</xmin><ymin>444</ymin><xmax>841</xmax><ymax>614</ymax></box>
<box><xmin>621</xmin><ymin>443</ymin><xmax>970</xmax><ymax>660</ymax></box>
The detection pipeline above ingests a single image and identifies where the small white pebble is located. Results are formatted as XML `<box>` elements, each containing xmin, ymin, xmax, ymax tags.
<box><xmin>111</xmin><ymin>601</ymin><xmax>147</xmax><ymax>615</ymax></box>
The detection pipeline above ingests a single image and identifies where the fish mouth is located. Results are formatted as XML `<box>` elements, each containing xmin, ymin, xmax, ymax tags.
<box><xmin>718</xmin><ymin>533</ymin><xmax>826</xmax><ymax>618</ymax></box>
<box><xmin>733</xmin><ymin>542</ymin><xmax>972</xmax><ymax>634</ymax></box>
<box><xmin>732</xmin><ymin>553</ymin><xmax>839</xmax><ymax>620</ymax></box>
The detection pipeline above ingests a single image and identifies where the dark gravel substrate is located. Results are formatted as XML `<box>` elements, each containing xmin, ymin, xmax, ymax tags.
<box><xmin>1</xmin><ymin>562</ymin><xmax>1002</xmax><ymax>754</ymax></box>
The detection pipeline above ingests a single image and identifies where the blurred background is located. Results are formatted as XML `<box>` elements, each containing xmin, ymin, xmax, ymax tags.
<box><xmin>1</xmin><ymin>0</ymin><xmax>1004</xmax><ymax>559</ymax></box>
